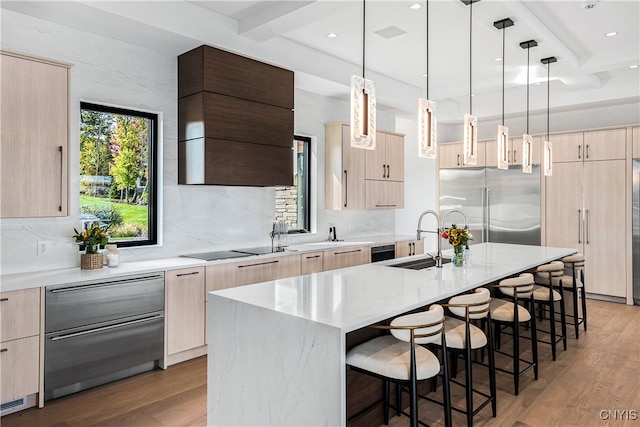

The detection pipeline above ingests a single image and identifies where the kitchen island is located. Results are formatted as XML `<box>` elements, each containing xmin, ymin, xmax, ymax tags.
<box><xmin>207</xmin><ymin>243</ymin><xmax>576</xmax><ymax>426</ymax></box>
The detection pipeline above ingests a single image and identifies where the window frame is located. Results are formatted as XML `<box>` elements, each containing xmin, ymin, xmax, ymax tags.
<box><xmin>288</xmin><ymin>135</ymin><xmax>312</xmax><ymax>234</ymax></box>
<box><xmin>79</xmin><ymin>101</ymin><xmax>159</xmax><ymax>248</ymax></box>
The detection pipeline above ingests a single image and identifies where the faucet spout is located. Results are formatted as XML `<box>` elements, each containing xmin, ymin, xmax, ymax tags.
<box><xmin>416</xmin><ymin>209</ymin><xmax>442</xmax><ymax>267</ymax></box>
<box><xmin>441</xmin><ymin>209</ymin><xmax>469</xmax><ymax>231</ymax></box>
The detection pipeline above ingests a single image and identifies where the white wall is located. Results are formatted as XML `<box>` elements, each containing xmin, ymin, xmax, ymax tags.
<box><xmin>0</xmin><ymin>10</ymin><xmax>397</xmax><ymax>275</ymax></box>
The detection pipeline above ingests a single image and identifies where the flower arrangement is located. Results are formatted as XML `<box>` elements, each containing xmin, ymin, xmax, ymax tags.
<box><xmin>441</xmin><ymin>224</ymin><xmax>473</xmax><ymax>249</ymax></box>
<box><xmin>73</xmin><ymin>223</ymin><xmax>109</xmax><ymax>254</ymax></box>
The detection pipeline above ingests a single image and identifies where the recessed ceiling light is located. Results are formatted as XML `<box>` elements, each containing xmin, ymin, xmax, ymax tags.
<box><xmin>327</xmin><ymin>33</ymin><xmax>338</xmax><ymax>38</ymax></box>
<box><xmin>494</xmin><ymin>57</ymin><xmax>503</xmax><ymax>62</ymax></box>
<box><xmin>630</xmin><ymin>64</ymin><xmax>639</xmax><ymax>69</ymax></box>
<box><xmin>606</xmin><ymin>31</ymin><xmax>617</xmax><ymax>37</ymax></box>
<box><xmin>421</xmin><ymin>73</ymin><xmax>428</xmax><ymax>78</ymax></box>
<box><xmin>410</xmin><ymin>3</ymin><xmax>422</xmax><ymax>10</ymax></box>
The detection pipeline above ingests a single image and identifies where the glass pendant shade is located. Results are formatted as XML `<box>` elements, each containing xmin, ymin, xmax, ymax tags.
<box><xmin>544</xmin><ymin>140</ymin><xmax>553</xmax><ymax>176</ymax></box>
<box><xmin>350</xmin><ymin>75</ymin><xmax>376</xmax><ymax>150</ymax></box>
<box><xmin>418</xmin><ymin>98</ymin><xmax>437</xmax><ymax>158</ymax></box>
<box><xmin>497</xmin><ymin>125</ymin><xmax>509</xmax><ymax>170</ymax></box>
<box><xmin>463</xmin><ymin>114</ymin><xmax>478</xmax><ymax>165</ymax></box>
<box><xmin>522</xmin><ymin>134</ymin><xmax>533</xmax><ymax>173</ymax></box>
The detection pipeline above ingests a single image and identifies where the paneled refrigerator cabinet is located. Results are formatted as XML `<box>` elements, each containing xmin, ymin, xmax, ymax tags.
<box><xmin>545</xmin><ymin>129</ymin><xmax>626</xmax><ymax>298</ymax></box>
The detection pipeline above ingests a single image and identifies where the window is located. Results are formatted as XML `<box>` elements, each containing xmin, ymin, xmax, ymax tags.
<box><xmin>79</xmin><ymin>102</ymin><xmax>158</xmax><ymax>247</ymax></box>
<box><xmin>275</xmin><ymin>136</ymin><xmax>311</xmax><ymax>233</ymax></box>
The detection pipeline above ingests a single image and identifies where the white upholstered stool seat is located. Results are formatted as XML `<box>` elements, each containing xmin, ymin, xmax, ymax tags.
<box><xmin>489</xmin><ymin>299</ymin><xmax>531</xmax><ymax>322</ymax></box>
<box><xmin>347</xmin><ymin>335</ymin><xmax>440</xmax><ymax>380</ymax></box>
<box><xmin>443</xmin><ymin>318</ymin><xmax>487</xmax><ymax>350</ymax></box>
<box><xmin>532</xmin><ymin>286</ymin><xmax>562</xmax><ymax>302</ymax></box>
<box><xmin>560</xmin><ymin>275</ymin><xmax>583</xmax><ymax>288</ymax></box>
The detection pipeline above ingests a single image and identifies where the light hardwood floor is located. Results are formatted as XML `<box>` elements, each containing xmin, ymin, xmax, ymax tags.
<box><xmin>2</xmin><ymin>299</ymin><xmax>639</xmax><ymax>427</ymax></box>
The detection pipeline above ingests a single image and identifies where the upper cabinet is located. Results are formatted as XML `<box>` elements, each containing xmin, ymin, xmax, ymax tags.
<box><xmin>178</xmin><ymin>45</ymin><xmax>294</xmax><ymax>186</ymax></box>
<box><xmin>325</xmin><ymin>123</ymin><xmax>404</xmax><ymax>210</ymax></box>
<box><xmin>552</xmin><ymin>129</ymin><xmax>626</xmax><ymax>163</ymax></box>
<box><xmin>485</xmin><ymin>136</ymin><xmax>541</xmax><ymax>167</ymax></box>
<box><xmin>1</xmin><ymin>50</ymin><xmax>71</xmax><ymax>218</ymax></box>
<box><xmin>438</xmin><ymin>141</ymin><xmax>487</xmax><ymax>169</ymax></box>
<box><xmin>633</xmin><ymin>127</ymin><xmax>640</xmax><ymax>158</ymax></box>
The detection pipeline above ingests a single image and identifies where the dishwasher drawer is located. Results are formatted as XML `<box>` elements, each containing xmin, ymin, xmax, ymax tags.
<box><xmin>45</xmin><ymin>273</ymin><xmax>164</xmax><ymax>333</ymax></box>
<box><xmin>44</xmin><ymin>312</ymin><xmax>164</xmax><ymax>400</ymax></box>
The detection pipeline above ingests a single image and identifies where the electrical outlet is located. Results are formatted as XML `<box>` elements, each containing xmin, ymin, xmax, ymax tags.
<box><xmin>37</xmin><ymin>240</ymin><xmax>47</xmax><ymax>256</ymax></box>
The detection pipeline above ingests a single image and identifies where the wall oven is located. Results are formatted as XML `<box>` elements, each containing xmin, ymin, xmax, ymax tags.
<box><xmin>44</xmin><ymin>273</ymin><xmax>165</xmax><ymax>401</ymax></box>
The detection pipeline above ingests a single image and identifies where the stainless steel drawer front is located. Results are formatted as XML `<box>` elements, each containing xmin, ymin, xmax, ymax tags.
<box><xmin>45</xmin><ymin>273</ymin><xmax>164</xmax><ymax>333</ymax></box>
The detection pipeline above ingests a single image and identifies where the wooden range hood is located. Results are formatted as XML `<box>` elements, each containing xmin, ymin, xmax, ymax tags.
<box><xmin>178</xmin><ymin>45</ymin><xmax>294</xmax><ymax>186</ymax></box>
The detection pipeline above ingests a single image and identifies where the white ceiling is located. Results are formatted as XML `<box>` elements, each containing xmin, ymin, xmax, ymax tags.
<box><xmin>3</xmin><ymin>0</ymin><xmax>639</xmax><ymax>123</ymax></box>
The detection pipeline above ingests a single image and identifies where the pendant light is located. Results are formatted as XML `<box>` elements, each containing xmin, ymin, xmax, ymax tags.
<box><xmin>418</xmin><ymin>0</ymin><xmax>437</xmax><ymax>159</ymax></box>
<box><xmin>520</xmin><ymin>39</ymin><xmax>537</xmax><ymax>174</ymax></box>
<box><xmin>350</xmin><ymin>0</ymin><xmax>376</xmax><ymax>150</ymax></box>
<box><xmin>493</xmin><ymin>18</ymin><xmax>514</xmax><ymax>170</ymax></box>
<box><xmin>461</xmin><ymin>0</ymin><xmax>480</xmax><ymax>165</ymax></box>
<box><xmin>541</xmin><ymin>56</ymin><xmax>557</xmax><ymax>176</ymax></box>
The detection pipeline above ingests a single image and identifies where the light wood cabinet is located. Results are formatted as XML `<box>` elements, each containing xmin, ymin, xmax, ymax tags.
<box><xmin>396</xmin><ymin>239</ymin><xmax>424</xmax><ymax>258</ymax></box>
<box><xmin>1</xmin><ymin>51</ymin><xmax>71</xmax><ymax>218</ymax></box>
<box><xmin>206</xmin><ymin>254</ymin><xmax>301</xmax><ymax>292</ymax></box>
<box><xmin>438</xmin><ymin>141</ymin><xmax>486</xmax><ymax>169</ymax></box>
<box><xmin>485</xmin><ymin>136</ymin><xmax>541</xmax><ymax>167</ymax></box>
<box><xmin>325</xmin><ymin>123</ymin><xmax>366</xmax><ymax>210</ymax></box>
<box><xmin>365</xmin><ymin>132</ymin><xmax>404</xmax><ymax>181</ymax></box>
<box><xmin>552</xmin><ymin>129</ymin><xmax>625</xmax><ymax>163</ymax></box>
<box><xmin>633</xmin><ymin>127</ymin><xmax>640</xmax><ymax>158</ymax></box>
<box><xmin>301</xmin><ymin>251</ymin><xmax>324</xmax><ymax>275</ymax></box>
<box><xmin>545</xmin><ymin>159</ymin><xmax>626</xmax><ymax>298</ymax></box>
<box><xmin>323</xmin><ymin>246</ymin><xmax>370</xmax><ymax>271</ymax></box>
<box><xmin>365</xmin><ymin>180</ymin><xmax>404</xmax><ymax>209</ymax></box>
<box><xmin>0</xmin><ymin>288</ymin><xmax>41</xmax><ymax>404</ymax></box>
<box><xmin>326</xmin><ymin>123</ymin><xmax>405</xmax><ymax>210</ymax></box>
<box><xmin>166</xmin><ymin>267</ymin><xmax>205</xmax><ymax>356</ymax></box>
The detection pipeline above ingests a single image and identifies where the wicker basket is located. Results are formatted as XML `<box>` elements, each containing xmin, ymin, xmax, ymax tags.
<box><xmin>81</xmin><ymin>253</ymin><xmax>103</xmax><ymax>270</ymax></box>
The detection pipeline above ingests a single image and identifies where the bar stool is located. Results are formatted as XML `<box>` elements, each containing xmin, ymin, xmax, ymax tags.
<box><xmin>534</xmin><ymin>261</ymin><xmax>567</xmax><ymax>360</ymax></box>
<box><xmin>440</xmin><ymin>288</ymin><xmax>496</xmax><ymax>427</ymax></box>
<box><xmin>346</xmin><ymin>304</ymin><xmax>452</xmax><ymax>427</ymax></box>
<box><xmin>559</xmin><ymin>254</ymin><xmax>587</xmax><ymax>339</ymax></box>
<box><xmin>489</xmin><ymin>273</ymin><xmax>538</xmax><ymax>395</ymax></box>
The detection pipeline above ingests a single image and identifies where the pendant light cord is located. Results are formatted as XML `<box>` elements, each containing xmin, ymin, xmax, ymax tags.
<box><xmin>362</xmin><ymin>0</ymin><xmax>366</xmax><ymax>79</ymax></box>
<box><xmin>426</xmin><ymin>0</ymin><xmax>430</xmax><ymax>99</ymax></box>
<box><xmin>526</xmin><ymin>46</ymin><xmax>530</xmax><ymax>134</ymax></box>
<box><xmin>469</xmin><ymin>0</ymin><xmax>473</xmax><ymax>115</ymax></box>
<box><xmin>501</xmin><ymin>27</ymin><xmax>505</xmax><ymax>126</ymax></box>
<box><xmin>547</xmin><ymin>62</ymin><xmax>550</xmax><ymax>141</ymax></box>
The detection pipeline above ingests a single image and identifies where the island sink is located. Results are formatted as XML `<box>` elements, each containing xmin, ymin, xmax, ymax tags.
<box><xmin>388</xmin><ymin>256</ymin><xmax>452</xmax><ymax>270</ymax></box>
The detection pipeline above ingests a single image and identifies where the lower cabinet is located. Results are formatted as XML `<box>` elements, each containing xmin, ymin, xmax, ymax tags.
<box><xmin>166</xmin><ymin>267</ymin><xmax>206</xmax><ymax>357</ymax></box>
<box><xmin>323</xmin><ymin>247</ymin><xmax>370</xmax><ymax>271</ymax></box>
<box><xmin>301</xmin><ymin>251</ymin><xmax>324</xmax><ymax>274</ymax></box>
<box><xmin>0</xmin><ymin>288</ymin><xmax>41</xmax><ymax>410</ymax></box>
<box><xmin>206</xmin><ymin>254</ymin><xmax>301</xmax><ymax>292</ymax></box>
<box><xmin>395</xmin><ymin>239</ymin><xmax>424</xmax><ymax>258</ymax></box>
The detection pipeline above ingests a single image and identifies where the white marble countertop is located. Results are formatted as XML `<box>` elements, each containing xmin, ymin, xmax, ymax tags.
<box><xmin>211</xmin><ymin>243</ymin><xmax>576</xmax><ymax>333</ymax></box>
<box><xmin>0</xmin><ymin>234</ymin><xmax>417</xmax><ymax>292</ymax></box>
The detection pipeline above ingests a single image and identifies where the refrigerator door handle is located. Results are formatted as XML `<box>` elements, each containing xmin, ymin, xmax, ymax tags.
<box><xmin>578</xmin><ymin>209</ymin><xmax>582</xmax><ymax>244</ymax></box>
<box><xmin>486</xmin><ymin>187</ymin><xmax>491</xmax><ymax>242</ymax></box>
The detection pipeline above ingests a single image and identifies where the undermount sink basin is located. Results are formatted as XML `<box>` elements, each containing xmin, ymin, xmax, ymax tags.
<box><xmin>387</xmin><ymin>256</ymin><xmax>452</xmax><ymax>270</ymax></box>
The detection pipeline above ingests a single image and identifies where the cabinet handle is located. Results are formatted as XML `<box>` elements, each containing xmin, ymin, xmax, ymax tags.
<box><xmin>176</xmin><ymin>271</ymin><xmax>199</xmax><ymax>277</ymax></box>
<box><xmin>586</xmin><ymin>144</ymin><xmax>589</xmax><ymax>159</ymax></box>
<box><xmin>457</xmin><ymin>154</ymin><xmax>460</xmax><ymax>166</ymax></box>
<box><xmin>0</xmin><ymin>298</ymin><xmax>8</xmax><ymax>302</ymax></box>
<box><xmin>238</xmin><ymin>260</ymin><xmax>279</xmax><ymax>268</ymax></box>
<box><xmin>386</xmin><ymin>165</ymin><xmax>390</xmax><ymax>178</ymax></box>
<box><xmin>344</xmin><ymin>170</ymin><xmax>348</xmax><ymax>208</ymax></box>
<box><xmin>586</xmin><ymin>210</ymin><xmax>590</xmax><ymax>244</ymax></box>
<box><xmin>578</xmin><ymin>145</ymin><xmax>581</xmax><ymax>159</ymax></box>
<box><xmin>382</xmin><ymin>164</ymin><xmax>386</xmax><ymax>178</ymax></box>
<box><xmin>376</xmin><ymin>204</ymin><xmax>396</xmax><ymax>208</ymax></box>
<box><xmin>0</xmin><ymin>348</ymin><xmax>7</xmax><ymax>353</ymax></box>
<box><xmin>335</xmin><ymin>249</ymin><xmax>362</xmax><ymax>255</ymax></box>
<box><xmin>411</xmin><ymin>242</ymin><xmax>415</xmax><ymax>256</ymax></box>
<box><xmin>513</xmin><ymin>149</ymin><xmax>517</xmax><ymax>163</ymax></box>
<box><xmin>59</xmin><ymin>146</ymin><xmax>64</xmax><ymax>212</ymax></box>
<box><xmin>578</xmin><ymin>209</ymin><xmax>582</xmax><ymax>244</ymax></box>
<box><xmin>305</xmin><ymin>255</ymin><xmax>321</xmax><ymax>259</ymax></box>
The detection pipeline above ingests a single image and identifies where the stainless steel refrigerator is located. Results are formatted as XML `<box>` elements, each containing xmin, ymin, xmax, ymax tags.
<box><xmin>439</xmin><ymin>165</ymin><xmax>541</xmax><ymax>246</ymax></box>
<box><xmin>633</xmin><ymin>159</ymin><xmax>640</xmax><ymax>305</ymax></box>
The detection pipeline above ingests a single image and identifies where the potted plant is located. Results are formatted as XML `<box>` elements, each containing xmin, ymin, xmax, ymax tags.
<box><xmin>73</xmin><ymin>222</ymin><xmax>109</xmax><ymax>269</ymax></box>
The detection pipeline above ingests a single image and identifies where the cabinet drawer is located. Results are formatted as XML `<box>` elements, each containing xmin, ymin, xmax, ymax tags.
<box><xmin>0</xmin><ymin>288</ymin><xmax>40</xmax><ymax>342</ymax></box>
<box><xmin>301</xmin><ymin>252</ymin><xmax>324</xmax><ymax>274</ymax></box>
<box><xmin>207</xmin><ymin>254</ymin><xmax>301</xmax><ymax>292</ymax></box>
<box><xmin>323</xmin><ymin>247</ymin><xmax>370</xmax><ymax>271</ymax></box>
<box><xmin>0</xmin><ymin>335</ymin><xmax>39</xmax><ymax>402</ymax></box>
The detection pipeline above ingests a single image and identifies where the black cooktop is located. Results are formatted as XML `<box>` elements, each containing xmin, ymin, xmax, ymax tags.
<box><xmin>234</xmin><ymin>246</ymin><xmax>288</xmax><ymax>255</ymax></box>
<box><xmin>181</xmin><ymin>250</ymin><xmax>251</xmax><ymax>261</ymax></box>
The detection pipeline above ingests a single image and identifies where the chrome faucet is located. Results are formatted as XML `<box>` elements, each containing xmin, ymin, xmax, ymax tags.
<box><xmin>441</xmin><ymin>209</ymin><xmax>469</xmax><ymax>231</ymax></box>
<box><xmin>417</xmin><ymin>209</ymin><xmax>442</xmax><ymax>268</ymax></box>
